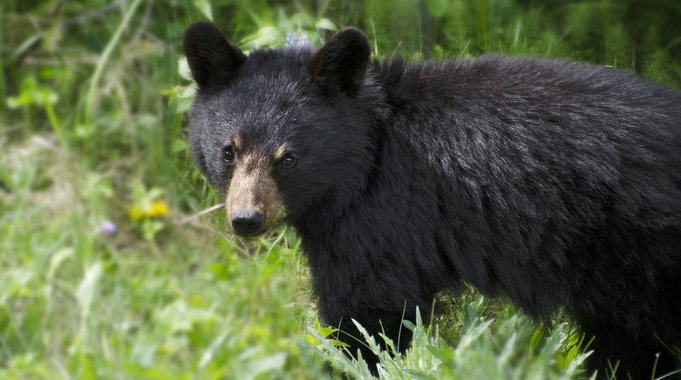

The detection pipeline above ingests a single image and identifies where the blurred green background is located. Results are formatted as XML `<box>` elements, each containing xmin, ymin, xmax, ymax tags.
<box><xmin>1</xmin><ymin>0</ymin><xmax>680</xmax><ymax>379</ymax></box>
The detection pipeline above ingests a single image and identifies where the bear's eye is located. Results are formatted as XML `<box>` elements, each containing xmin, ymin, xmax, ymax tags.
<box><xmin>222</xmin><ymin>145</ymin><xmax>235</xmax><ymax>164</ymax></box>
<box><xmin>281</xmin><ymin>153</ymin><xmax>297</xmax><ymax>168</ymax></box>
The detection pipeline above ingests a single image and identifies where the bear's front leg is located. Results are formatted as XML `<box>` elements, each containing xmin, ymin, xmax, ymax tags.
<box><xmin>302</xmin><ymin>223</ymin><xmax>438</xmax><ymax>373</ymax></box>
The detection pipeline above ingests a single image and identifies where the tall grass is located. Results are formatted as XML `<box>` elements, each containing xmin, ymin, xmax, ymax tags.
<box><xmin>1</xmin><ymin>0</ymin><xmax>680</xmax><ymax>378</ymax></box>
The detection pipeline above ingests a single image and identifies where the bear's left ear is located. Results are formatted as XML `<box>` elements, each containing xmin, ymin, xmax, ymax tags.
<box><xmin>308</xmin><ymin>27</ymin><xmax>370</xmax><ymax>94</ymax></box>
<box><xmin>183</xmin><ymin>21</ymin><xmax>246</xmax><ymax>89</ymax></box>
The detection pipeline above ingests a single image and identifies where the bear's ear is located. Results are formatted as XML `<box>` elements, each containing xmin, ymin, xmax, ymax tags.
<box><xmin>183</xmin><ymin>21</ymin><xmax>246</xmax><ymax>89</ymax></box>
<box><xmin>308</xmin><ymin>27</ymin><xmax>370</xmax><ymax>94</ymax></box>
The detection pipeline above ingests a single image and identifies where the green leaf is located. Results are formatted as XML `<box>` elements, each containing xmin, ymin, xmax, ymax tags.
<box><xmin>174</xmin><ymin>85</ymin><xmax>197</xmax><ymax>114</ymax></box>
<box><xmin>402</xmin><ymin>319</ymin><xmax>416</xmax><ymax>331</ymax></box>
<box><xmin>76</xmin><ymin>262</ymin><xmax>102</xmax><ymax>320</ymax></box>
<box><xmin>131</xmin><ymin>342</ymin><xmax>157</xmax><ymax>368</ymax></box>
<box><xmin>352</xmin><ymin>319</ymin><xmax>382</xmax><ymax>355</ymax></box>
<box><xmin>425</xmin><ymin>0</ymin><xmax>449</xmax><ymax>18</ymax></box>
<box><xmin>6</xmin><ymin>77</ymin><xmax>58</xmax><ymax>109</ymax></box>
<box><xmin>73</xmin><ymin>352</ymin><xmax>97</xmax><ymax>380</ymax></box>
<box><xmin>146</xmin><ymin>187</ymin><xmax>165</xmax><ymax>201</ymax></box>
<box><xmin>132</xmin><ymin>180</ymin><xmax>147</xmax><ymax>201</ymax></box>
<box><xmin>47</xmin><ymin>247</ymin><xmax>74</xmax><ymax>282</ymax></box>
<box><xmin>530</xmin><ymin>325</ymin><xmax>546</xmax><ymax>353</ymax></box>
<box><xmin>239</xmin><ymin>353</ymin><xmax>287</xmax><ymax>379</ymax></box>
<box><xmin>317</xmin><ymin>326</ymin><xmax>338</xmax><ymax>338</ymax></box>
<box><xmin>198</xmin><ymin>330</ymin><xmax>229</xmax><ymax>368</ymax></box>
<box><xmin>178</xmin><ymin>57</ymin><xmax>193</xmax><ymax>81</ymax></box>
<box><xmin>192</xmin><ymin>0</ymin><xmax>213</xmax><ymax>21</ymax></box>
<box><xmin>463</xmin><ymin>304</ymin><xmax>479</xmax><ymax>331</ymax></box>
<box><xmin>10</xmin><ymin>34</ymin><xmax>43</xmax><ymax>64</ymax></box>
<box><xmin>171</xmin><ymin>139</ymin><xmax>189</xmax><ymax>153</ymax></box>
<box><xmin>142</xmin><ymin>220</ymin><xmax>164</xmax><ymax>241</ymax></box>
<box><xmin>328</xmin><ymin>339</ymin><xmax>350</xmax><ymax>347</ymax></box>
<box><xmin>153</xmin><ymin>299</ymin><xmax>214</xmax><ymax>334</ymax></box>
<box><xmin>315</xmin><ymin>18</ymin><xmax>338</xmax><ymax>31</ymax></box>
<box><xmin>241</xmin><ymin>26</ymin><xmax>282</xmax><ymax>50</ymax></box>
<box><xmin>404</xmin><ymin>370</ymin><xmax>440</xmax><ymax>380</ymax></box>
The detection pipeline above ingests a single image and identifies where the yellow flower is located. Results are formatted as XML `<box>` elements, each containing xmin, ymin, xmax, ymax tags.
<box><xmin>149</xmin><ymin>200</ymin><xmax>169</xmax><ymax>217</ymax></box>
<box><xmin>128</xmin><ymin>205</ymin><xmax>144</xmax><ymax>220</ymax></box>
<box><xmin>128</xmin><ymin>200</ymin><xmax>169</xmax><ymax>220</ymax></box>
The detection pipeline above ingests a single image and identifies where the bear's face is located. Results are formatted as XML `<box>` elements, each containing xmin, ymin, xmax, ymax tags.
<box><xmin>184</xmin><ymin>22</ymin><xmax>373</xmax><ymax>236</ymax></box>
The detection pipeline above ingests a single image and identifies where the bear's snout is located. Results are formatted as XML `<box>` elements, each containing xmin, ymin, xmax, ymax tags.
<box><xmin>224</xmin><ymin>149</ymin><xmax>288</xmax><ymax>237</ymax></box>
<box><xmin>230</xmin><ymin>209</ymin><xmax>265</xmax><ymax>236</ymax></box>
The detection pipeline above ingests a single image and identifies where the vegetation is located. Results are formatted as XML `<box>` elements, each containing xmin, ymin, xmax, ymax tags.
<box><xmin>1</xmin><ymin>0</ymin><xmax>679</xmax><ymax>378</ymax></box>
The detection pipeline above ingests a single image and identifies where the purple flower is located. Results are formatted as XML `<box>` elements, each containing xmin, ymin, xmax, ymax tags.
<box><xmin>285</xmin><ymin>33</ymin><xmax>310</xmax><ymax>48</ymax></box>
<box><xmin>99</xmin><ymin>220</ymin><xmax>117</xmax><ymax>236</ymax></box>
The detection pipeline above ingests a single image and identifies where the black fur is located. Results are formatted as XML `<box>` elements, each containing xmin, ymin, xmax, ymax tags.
<box><xmin>184</xmin><ymin>23</ymin><xmax>681</xmax><ymax>378</ymax></box>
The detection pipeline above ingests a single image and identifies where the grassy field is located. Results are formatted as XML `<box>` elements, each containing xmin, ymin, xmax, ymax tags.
<box><xmin>2</xmin><ymin>1</ymin><xmax>680</xmax><ymax>379</ymax></box>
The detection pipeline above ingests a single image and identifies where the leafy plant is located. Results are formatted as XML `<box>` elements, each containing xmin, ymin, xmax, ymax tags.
<box><xmin>307</xmin><ymin>303</ymin><xmax>592</xmax><ymax>379</ymax></box>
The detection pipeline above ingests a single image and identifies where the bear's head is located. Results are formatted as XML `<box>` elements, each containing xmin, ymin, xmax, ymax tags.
<box><xmin>183</xmin><ymin>22</ymin><xmax>377</xmax><ymax>236</ymax></box>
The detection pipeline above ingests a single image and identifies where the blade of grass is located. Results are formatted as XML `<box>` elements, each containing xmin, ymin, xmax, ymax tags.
<box><xmin>81</xmin><ymin>0</ymin><xmax>143</xmax><ymax>148</ymax></box>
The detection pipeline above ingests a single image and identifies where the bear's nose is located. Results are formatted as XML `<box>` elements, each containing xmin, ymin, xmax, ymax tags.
<box><xmin>230</xmin><ymin>209</ymin><xmax>265</xmax><ymax>236</ymax></box>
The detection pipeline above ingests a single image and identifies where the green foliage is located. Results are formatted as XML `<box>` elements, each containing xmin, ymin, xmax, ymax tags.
<box><xmin>2</xmin><ymin>0</ymin><xmax>680</xmax><ymax>378</ymax></box>
<box><xmin>306</xmin><ymin>316</ymin><xmax>350</xmax><ymax>348</ymax></box>
<box><xmin>308</xmin><ymin>303</ymin><xmax>592</xmax><ymax>379</ymax></box>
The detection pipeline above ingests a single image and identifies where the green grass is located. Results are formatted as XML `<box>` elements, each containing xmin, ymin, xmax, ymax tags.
<box><xmin>1</xmin><ymin>0</ymin><xmax>680</xmax><ymax>379</ymax></box>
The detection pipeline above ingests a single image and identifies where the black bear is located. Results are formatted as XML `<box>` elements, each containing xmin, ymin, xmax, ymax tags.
<box><xmin>183</xmin><ymin>21</ymin><xmax>681</xmax><ymax>378</ymax></box>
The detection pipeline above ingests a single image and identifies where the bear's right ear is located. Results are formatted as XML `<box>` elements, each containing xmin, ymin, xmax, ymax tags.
<box><xmin>183</xmin><ymin>21</ymin><xmax>246</xmax><ymax>89</ymax></box>
<box><xmin>308</xmin><ymin>27</ymin><xmax>370</xmax><ymax>94</ymax></box>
